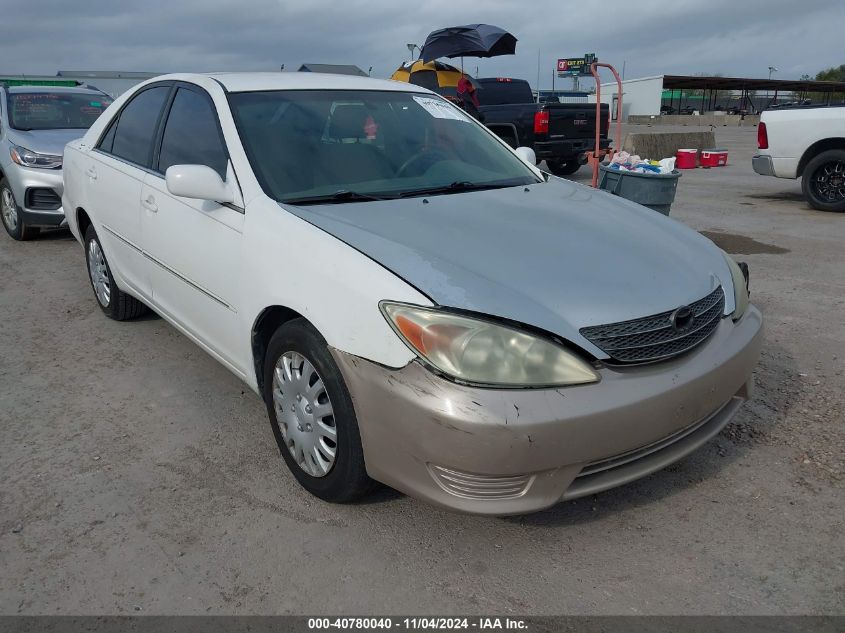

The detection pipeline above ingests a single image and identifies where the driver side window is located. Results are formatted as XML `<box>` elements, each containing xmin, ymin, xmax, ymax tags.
<box><xmin>157</xmin><ymin>87</ymin><xmax>228</xmax><ymax>179</ymax></box>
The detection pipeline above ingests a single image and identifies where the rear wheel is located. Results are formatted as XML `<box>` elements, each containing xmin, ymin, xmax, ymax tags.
<box><xmin>263</xmin><ymin>318</ymin><xmax>372</xmax><ymax>503</ymax></box>
<box><xmin>547</xmin><ymin>160</ymin><xmax>581</xmax><ymax>176</ymax></box>
<box><xmin>84</xmin><ymin>225</ymin><xmax>147</xmax><ymax>320</ymax></box>
<box><xmin>802</xmin><ymin>149</ymin><xmax>845</xmax><ymax>212</ymax></box>
<box><xmin>1</xmin><ymin>178</ymin><xmax>39</xmax><ymax>241</ymax></box>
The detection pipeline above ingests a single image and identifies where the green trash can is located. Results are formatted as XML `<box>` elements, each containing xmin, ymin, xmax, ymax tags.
<box><xmin>598</xmin><ymin>165</ymin><xmax>682</xmax><ymax>216</ymax></box>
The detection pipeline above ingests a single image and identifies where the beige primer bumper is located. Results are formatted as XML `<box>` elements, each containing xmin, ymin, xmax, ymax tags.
<box><xmin>332</xmin><ymin>306</ymin><xmax>763</xmax><ymax>515</ymax></box>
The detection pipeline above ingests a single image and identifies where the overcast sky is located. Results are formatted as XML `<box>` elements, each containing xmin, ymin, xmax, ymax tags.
<box><xmin>1</xmin><ymin>0</ymin><xmax>840</xmax><ymax>87</ymax></box>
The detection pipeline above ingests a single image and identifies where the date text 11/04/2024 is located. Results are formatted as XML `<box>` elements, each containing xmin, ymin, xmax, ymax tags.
<box><xmin>307</xmin><ymin>617</ymin><xmax>528</xmax><ymax>630</ymax></box>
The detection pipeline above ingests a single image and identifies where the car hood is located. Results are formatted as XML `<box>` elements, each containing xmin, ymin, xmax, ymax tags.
<box><xmin>6</xmin><ymin>128</ymin><xmax>86</xmax><ymax>156</ymax></box>
<box><xmin>282</xmin><ymin>178</ymin><xmax>734</xmax><ymax>358</ymax></box>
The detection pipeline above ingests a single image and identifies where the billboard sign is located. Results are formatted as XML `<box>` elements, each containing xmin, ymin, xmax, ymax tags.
<box><xmin>557</xmin><ymin>54</ymin><xmax>597</xmax><ymax>77</ymax></box>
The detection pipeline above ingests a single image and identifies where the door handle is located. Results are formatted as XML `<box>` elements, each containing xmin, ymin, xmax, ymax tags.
<box><xmin>86</xmin><ymin>167</ymin><xmax>97</xmax><ymax>180</ymax></box>
<box><xmin>142</xmin><ymin>195</ymin><xmax>158</xmax><ymax>213</ymax></box>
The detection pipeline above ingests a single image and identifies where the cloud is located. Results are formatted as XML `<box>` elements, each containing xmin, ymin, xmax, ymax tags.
<box><xmin>1</xmin><ymin>0</ymin><xmax>840</xmax><ymax>85</ymax></box>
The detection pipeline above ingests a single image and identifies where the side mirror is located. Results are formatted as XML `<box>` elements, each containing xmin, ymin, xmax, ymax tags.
<box><xmin>514</xmin><ymin>146</ymin><xmax>537</xmax><ymax>166</ymax></box>
<box><xmin>165</xmin><ymin>165</ymin><xmax>234</xmax><ymax>203</ymax></box>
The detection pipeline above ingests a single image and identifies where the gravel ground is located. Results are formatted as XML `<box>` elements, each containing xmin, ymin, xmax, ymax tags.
<box><xmin>0</xmin><ymin>125</ymin><xmax>842</xmax><ymax>615</ymax></box>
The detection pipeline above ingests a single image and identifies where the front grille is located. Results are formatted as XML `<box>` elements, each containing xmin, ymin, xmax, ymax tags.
<box><xmin>580</xmin><ymin>287</ymin><xmax>725</xmax><ymax>364</ymax></box>
<box><xmin>428</xmin><ymin>465</ymin><xmax>532</xmax><ymax>500</ymax></box>
<box><xmin>25</xmin><ymin>188</ymin><xmax>61</xmax><ymax>211</ymax></box>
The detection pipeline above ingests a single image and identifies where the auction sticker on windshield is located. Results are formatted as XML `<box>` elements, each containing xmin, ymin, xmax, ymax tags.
<box><xmin>412</xmin><ymin>95</ymin><xmax>468</xmax><ymax>121</ymax></box>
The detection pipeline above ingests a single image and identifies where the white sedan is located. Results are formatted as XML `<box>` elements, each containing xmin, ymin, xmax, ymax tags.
<box><xmin>62</xmin><ymin>73</ymin><xmax>761</xmax><ymax>515</ymax></box>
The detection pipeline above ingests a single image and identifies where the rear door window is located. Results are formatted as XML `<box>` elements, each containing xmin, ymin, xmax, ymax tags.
<box><xmin>98</xmin><ymin>119</ymin><xmax>117</xmax><ymax>153</ymax></box>
<box><xmin>476</xmin><ymin>79</ymin><xmax>534</xmax><ymax>105</ymax></box>
<box><xmin>106</xmin><ymin>86</ymin><xmax>170</xmax><ymax>168</ymax></box>
<box><xmin>157</xmin><ymin>87</ymin><xmax>228</xmax><ymax>178</ymax></box>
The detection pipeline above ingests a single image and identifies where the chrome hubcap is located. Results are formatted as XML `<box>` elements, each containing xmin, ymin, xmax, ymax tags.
<box><xmin>272</xmin><ymin>351</ymin><xmax>337</xmax><ymax>477</ymax></box>
<box><xmin>1</xmin><ymin>187</ymin><xmax>18</xmax><ymax>232</ymax></box>
<box><xmin>87</xmin><ymin>239</ymin><xmax>111</xmax><ymax>306</ymax></box>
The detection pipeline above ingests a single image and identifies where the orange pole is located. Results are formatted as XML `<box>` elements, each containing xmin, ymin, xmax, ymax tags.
<box><xmin>589</xmin><ymin>62</ymin><xmax>623</xmax><ymax>188</ymax></box>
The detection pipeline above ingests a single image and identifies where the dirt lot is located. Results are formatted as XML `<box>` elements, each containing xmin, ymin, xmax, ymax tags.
<box><xmin>1</xmin><ymin>125</ymin><xmax>842</xmax><ymax>615</ymax></box>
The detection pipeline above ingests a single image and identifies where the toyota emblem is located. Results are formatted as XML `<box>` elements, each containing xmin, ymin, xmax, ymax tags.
<box><xmin>670</xmin><ymin>306</ymin><xmax>694</xmax><ymax>331</ymax></box>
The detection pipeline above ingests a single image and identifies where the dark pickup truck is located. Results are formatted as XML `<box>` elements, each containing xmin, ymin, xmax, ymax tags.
<box><xmin>475</xmin><ymin>77</ymin><xmax>610</xmax><ymax>176</ymax></box>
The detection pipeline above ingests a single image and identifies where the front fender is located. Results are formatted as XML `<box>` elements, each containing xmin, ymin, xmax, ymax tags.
<box><xmin>239</xmin><ymin>197</ymin><xmax>431</xmax><ymax>388</ymax></box>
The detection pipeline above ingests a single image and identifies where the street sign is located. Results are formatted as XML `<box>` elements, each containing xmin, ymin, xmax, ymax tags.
<box><xmin>557</xmin><ymin>54</ymin><xmax>597</xmax><ymax>77</ymax></box>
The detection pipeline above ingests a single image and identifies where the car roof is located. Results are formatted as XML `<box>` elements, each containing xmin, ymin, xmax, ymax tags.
<box><xmin>154</xmin><ymin>71</ymin><xmax>426</xmax><ymax>94</ymax></box>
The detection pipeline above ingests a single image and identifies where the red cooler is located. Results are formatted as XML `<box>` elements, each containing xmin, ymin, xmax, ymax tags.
<box><xmin>676</xmin><ymin>148</ymin><xmax>697</xmax><ymax>169</ymax></box>
<box><xmin>701</xmin><ymin>149</ymin><xmax>729</xmax><ymax>167</ymax></box>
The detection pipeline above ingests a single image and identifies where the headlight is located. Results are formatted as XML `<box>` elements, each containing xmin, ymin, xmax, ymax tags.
<box><xmin>380</xmin><ymin>302</ymin><xmax>599</xmax><ymax>388</ymax></box>
<box><xmin>723</xmin><ymin>252</ymin><xmax>749</xmax><ymax>321</ymax></box>
<box><xmin>10</xmin><ymin>144</ymin><xmax>62</xmax><ymax>169</ymax></box>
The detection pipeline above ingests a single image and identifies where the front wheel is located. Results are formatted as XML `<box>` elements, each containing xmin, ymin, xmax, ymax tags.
<box><xmin>802</xmin><ymin>149</ymin><xmax>845</xmax><ymax>212</ymax></box>
<box><xmin>547</xmin><ymin>160</ymin><xmax>581</xmax><ymax>176</ymax></box>
<box><xmin>0</xmin><ymin>178</ymin><xmax>39</xmax><ymax>241</ymax></box>
<box><xmin>84</xmin><ymin>225</ymin><xmax>147</xmax><ymax>320</ymax></box>
<box><xmin>263</xmin><ymin>318</ymin><xmax>372</xmax><ymax>503</ymax></box>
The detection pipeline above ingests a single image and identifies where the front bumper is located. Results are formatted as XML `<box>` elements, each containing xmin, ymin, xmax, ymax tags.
<box><xmin>752</xmin><ymin>154</ymin><xmax>775</xmax><ymax>177</ymax></box>
<box><xmin>7</xmin><ymin>165</ymin><xmax>65</xmax><ymax>227</ymax></box>
<box><xmin>333</xmin><ymin>306</ymin><xmax>763</xmax><ymax>515</ymax></box>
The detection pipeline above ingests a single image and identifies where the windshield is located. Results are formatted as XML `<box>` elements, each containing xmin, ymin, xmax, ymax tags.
<box><xmin>7</xmin><ymin>92</ymin><xmax>113</xmax><ymax>131</ymax></box>
<box><xmin>228</xmin><ymin>89</ymin><xmax>540</xmax><ymax>203</ymax></box>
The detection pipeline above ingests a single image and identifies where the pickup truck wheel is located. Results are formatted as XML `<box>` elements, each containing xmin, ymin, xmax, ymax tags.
<box><xmin>547</xmin><ymin>161</ymin><xmax>581</xmax><ymax>176</ymax></box>
<box><xmin>263</xmin><ymin>318</ymin><xmax>373</xmax><ymax>503</ymax></box>
<box><xmin>1</xmin><ymin>178</ymin><xmax>39</xmax><ymax>241</ymax></box>
<box><xmin>802</xmin><ymin>149</ymin><xmax>845</xmax><ymax>212</ymax></box>
<box><xmin>84</xmin><ymin>225</ymin><xmax>147</xmax><ymax>320</ymax></box>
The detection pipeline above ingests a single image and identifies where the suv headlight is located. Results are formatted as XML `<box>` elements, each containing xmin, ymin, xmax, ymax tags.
<box><xmin>10</xmin><ymin>144</ymin><xmax>62</xmax><ymax>169</ymax></box>
<box><xmin>723</xmin><ymin>252</ymin><xmax>749</xmax><ymax>321</ymax></box>
<box><xmin>380</xmin><ymin>302</ymin><xmax>599</xmax><ymax>388</ymax></box>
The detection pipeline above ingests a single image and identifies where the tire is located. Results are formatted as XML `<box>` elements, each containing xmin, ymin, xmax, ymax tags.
<box><xmin>547</xmin><ymin>161</ymin><xmax>581</xmax><ymax>176</ymax></box>
<box><xmin>1</xmin><ymin>178</ymin><xmax>39</xmax><ymax>241</ymax></box>
<box><xmin>83</xmin><ymin>225</ymin><xmax>147</xmax><ymax>320</ymax></box>
<box><xmin>262</xmin><ymin>318</ymin><xmax>372</xmax><ymax>503</ymax></box>
<box><xmin>802</xmin><ymin>149</ymin><xmax>845</xmax><ymax>212</ymax></box>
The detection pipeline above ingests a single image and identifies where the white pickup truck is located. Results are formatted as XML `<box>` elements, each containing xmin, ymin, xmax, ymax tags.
<box><xmin>752</xmin><ymin>105</ymin><xmax>845</xmax><ymax>212</ymax></box>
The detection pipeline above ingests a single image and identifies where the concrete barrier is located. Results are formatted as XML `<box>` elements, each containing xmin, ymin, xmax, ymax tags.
<box><xmin>627</xmin><ymin>114</ymin><xmax>760</xmax><ymax>127</ymax></box>
<box><xmin>621</xmin><ymin>131</ymin><xmax>716</xmax><ymax>160</ymax></box>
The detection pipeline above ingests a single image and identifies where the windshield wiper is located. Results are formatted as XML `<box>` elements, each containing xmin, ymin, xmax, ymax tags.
<box><xmin>283</xmin><ymin>190</ymin><xmax>394</xmax><ymax>205</ymax></box>
<box><xmin>397</xmin><ymin>180</ymin><xmax>523</xmax><ymax>198</ymax></box>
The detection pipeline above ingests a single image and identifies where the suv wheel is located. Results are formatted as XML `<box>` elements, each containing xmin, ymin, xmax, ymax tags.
<box><xmin>802</xmin><ymin>149</ymin><xmax>845</xmax><ymax>212</ymax></box>
<box><xmin>263</xmin><ymin>318</ymin><xmax>373</xmax><ymax>503</ymax></box>
<box><xmin>1</xmin><ymin>178</ymin><xmax>39</xmax><ymax>240</ymax></box>
<box><xmin>84</xmin><ymin>225</ymin><xmax>147</xmax><ymax>320</ymax></box>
